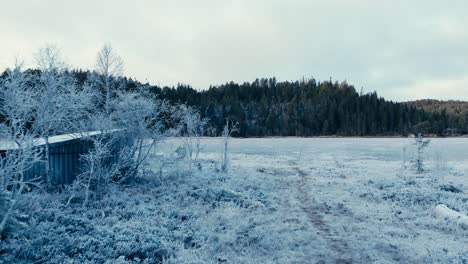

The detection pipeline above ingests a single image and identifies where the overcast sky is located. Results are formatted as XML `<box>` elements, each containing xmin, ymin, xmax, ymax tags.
<box><xmin>1</xmin><ymin>0</ymin><xmax>467</xmax><ymax>101</ymax></box>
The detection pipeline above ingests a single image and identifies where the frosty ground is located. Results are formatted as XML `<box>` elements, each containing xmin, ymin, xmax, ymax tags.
<box><xmin>1</xmin><ymin>138</ymin><xmax>467</xmax><ymax>263</ymax></box>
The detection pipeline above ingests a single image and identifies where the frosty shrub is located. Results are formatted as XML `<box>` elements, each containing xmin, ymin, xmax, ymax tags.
<box><xmin>110</xmin><ymin>91</ymin><xmax>171</xmax><ymax>180</ymax></box>
<box><xmin>70</xmin><ymin>115</ymin><xmax>114</xmax><ymax>207</ymax></box>
<box><xmin>70</xmin><ymin>86</ymin><xmax>186</xmax><ymax>206</ymax></box>
<box><xmin>176</xmin><ymin>105</ymin><xmax>210</xmax><ymax>170</ymax></box>
<box><xmin>220</xmin><ymin>120</ymin><xmax>238</xmax><ymax>173</ymax></box>
<box><xmin>411</xmin><ymin>134</ymin><xmax>431</xmax><ymax>174</ymax></box>
<box><xmin>0</xmin><ymin>143</ymin><xmax>42</xmax><ymax>236</ymax></box>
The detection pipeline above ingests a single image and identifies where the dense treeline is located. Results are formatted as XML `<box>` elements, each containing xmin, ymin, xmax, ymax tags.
<box><xmin>3</xmin><ymin>69</ymin><xmax>467</xmax><ymax>137</ymax></box>
<box><xmin>145</xmin><ymin>77</ymin><xmax>468</xmax><ymax>137</ymax></box>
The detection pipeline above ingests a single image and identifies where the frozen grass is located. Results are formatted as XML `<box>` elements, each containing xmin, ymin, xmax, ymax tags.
<box><xmin>1</xmin><ymin>138</ymin><xmax>467</xmax><ymax>263</ymax></box>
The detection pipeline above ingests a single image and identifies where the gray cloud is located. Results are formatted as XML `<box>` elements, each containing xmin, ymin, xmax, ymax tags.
<box><xmin>0</xmin><ymin>0</ymin><xmax>467</xmax><ymax>101</ymax></box>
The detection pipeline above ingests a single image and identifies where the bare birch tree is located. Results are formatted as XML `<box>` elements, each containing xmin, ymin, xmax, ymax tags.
<box><xmin>95</xmin><ymin>43</ymin><xmax>124</xmax><ymax>115</ymax></box>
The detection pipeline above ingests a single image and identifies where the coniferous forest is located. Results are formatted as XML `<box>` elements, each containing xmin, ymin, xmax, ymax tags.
<box><xmin>123</xmin><ymin>74</ymin><xmax>468</xmax><ymax>137</ymax></box>
<box><xmin>4</xmin><ymin>69</ymin><xmax>467</xmax><ymax>137</ymax></box>
<box><xmin>151</xmin><ymin>78</ymin><xmax>466</xmax><ymax>137</ymax></box>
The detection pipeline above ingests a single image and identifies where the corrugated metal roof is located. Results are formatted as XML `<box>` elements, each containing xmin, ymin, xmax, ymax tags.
<box><xmin>0</xmin><ymin>130</ymin><xmax>121</xmax><ymax>151</ymax></box>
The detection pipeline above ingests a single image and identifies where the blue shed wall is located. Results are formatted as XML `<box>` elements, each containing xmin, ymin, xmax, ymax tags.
<box><xmin>24</xmin><ymin>139</ymin><xmax>95</xmax><ymax>185</ymax></box>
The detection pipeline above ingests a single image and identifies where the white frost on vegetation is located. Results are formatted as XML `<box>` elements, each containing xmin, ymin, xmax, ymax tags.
<box><xmin>1</xmin><ymin>138</ymin><xmax>467</xmax><ymax>263</ymax></box>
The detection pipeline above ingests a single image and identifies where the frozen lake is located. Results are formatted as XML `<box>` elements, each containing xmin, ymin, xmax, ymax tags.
<box><xmin>201</xmin><ymin>137</ymin><xmax>468</xmax><ymax>162</ymax></box>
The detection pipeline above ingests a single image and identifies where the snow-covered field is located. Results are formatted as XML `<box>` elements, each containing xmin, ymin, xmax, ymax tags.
<box><xmin>1</xmin><ymin>138</ymin><xmax>467</xmax><ymax>263</ymax></box>
<box><xmin>161</xmin><ymin>137</ymin><xmax>468</xmax><ymax>263</ymax></box>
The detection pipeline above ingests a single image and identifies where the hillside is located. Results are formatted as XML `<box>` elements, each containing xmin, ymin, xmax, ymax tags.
<box><xmin>407</xmin><ymin>99</ymin><xmax>468</xmax><ymax>115</ymax></box>
<box><xmin>406</xmin><ymin>100</ymin><xmax>468</xmax><ymax>135</ymax></box>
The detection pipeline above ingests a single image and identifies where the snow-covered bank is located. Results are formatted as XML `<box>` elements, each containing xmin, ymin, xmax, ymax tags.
<box><xmin>434</xmin><ymin>204</ymin><xmax>468</xmax><ymax>229</ymax></box>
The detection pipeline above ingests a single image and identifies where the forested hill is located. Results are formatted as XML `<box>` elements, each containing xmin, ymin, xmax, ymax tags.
<box><xmin>148</xmin><ymin>78</ymin><xmax>466</xmax><ymax>137</ymax></box>
<box><xmin>406</xmin><ymin>100</ymin><xmax>468</xmax><ymax>135</ymax></box>
<box><xmin>407</xmin><ymin>99</ymin><xmax>468</xmax><ymax>114</ymax></box>
<box><xmin>5</xmin><ymin>69</ymin><xmax>467</xmax><ymax>137</ymax></box>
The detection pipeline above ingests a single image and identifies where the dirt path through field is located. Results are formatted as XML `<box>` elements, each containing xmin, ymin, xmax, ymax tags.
<box><xmin>292</xmin><ymin>165</ymin><xmax>352</xmax><ymax>263</ymax></box>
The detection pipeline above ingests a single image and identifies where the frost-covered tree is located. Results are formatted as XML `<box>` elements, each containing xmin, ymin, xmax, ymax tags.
<box><xmin>0</xmin><ymin>66</ymin><xmax>42</xmax><ymax>235</ymax></box>
<box><xmin>33</xmin><ymin>45</ymin><xmax>95</xmax><ymax>187</ymax></box>
<box><xmin>71</xmin><ymin>90</ymin><xmax>179</xmax><ymax>205</ymax></box>
<box><xmin>95</xmin><ymin>43</ymin><xmax>124</xmax><ymax>115</ymax></box>
<box><xmin>34</xmin><ymin>45</ymin><xmax>65</xmax><ymax>71</ymax></box>
<box><xmin>411</xmin><ymin>133</ymin><xmax>431</xmax><ymax>174</ymax></box>
<box><xmin>0</xmin><ymin>65</ymin><xmax>37</xmax><ymax>146</ymax></box>
<box><xmin>111</xmin><ymin>91</ymin><xmax>169</xmax><ymax>179</ymax></box>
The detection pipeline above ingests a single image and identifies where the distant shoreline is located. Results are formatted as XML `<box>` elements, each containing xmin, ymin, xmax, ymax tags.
<box><xmin>188</xmin><ymin>135</ymin><xmax>468</xmax><ymax>139</ymax></box>
<box><xmin>241</xmin><ymin>136</ymin><xmax>468</xmax><ymax>139</ymax></box>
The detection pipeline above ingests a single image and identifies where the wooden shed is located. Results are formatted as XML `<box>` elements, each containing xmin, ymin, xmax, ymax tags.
<box><xmin>0</xmin><ymin>130</ymin><xmax>124</xmax><ymax>185</ymax></box>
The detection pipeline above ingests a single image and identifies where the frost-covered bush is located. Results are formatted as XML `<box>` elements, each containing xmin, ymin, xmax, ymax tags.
<box><xmin>77</xmin><ymin>136</ymin><xmax>117</xmax><ymax>206</ymax></box>
<box><xmin>176</xmin><ymin>105</ymin><xmax>209</xmax><ymax>169</ymax></box>
<box><xmin>0</xmin><ymin>146</ymin><xmax>42</xmax><ymax>236</ymax></box>
<box><xmin>220</xmin><ymin>120</ymin><xmax>237</xmax><ymax>173</ymax></box>
<box><xmin>110</xmin><ymin>91</ymin><xmax>171</xmax><ymax>180</ymax></box>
